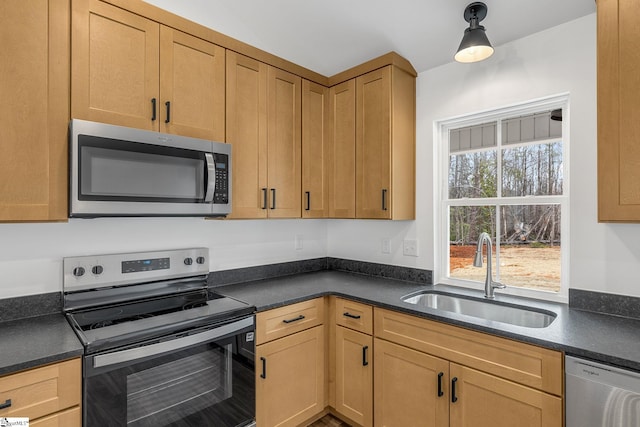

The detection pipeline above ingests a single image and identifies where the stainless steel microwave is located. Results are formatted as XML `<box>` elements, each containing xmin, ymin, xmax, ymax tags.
<box><xmin>69</xmin><ymin>119</ymin><xmax>231</xmax><ymax>218</ymax></box>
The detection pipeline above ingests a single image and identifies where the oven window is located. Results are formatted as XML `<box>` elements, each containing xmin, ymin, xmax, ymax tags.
<box><xmin>127</xmin><ymin>347</ymin><xmax>231</xmax><ymax>425</ymax></box>
<box><xmin>85</xmin><ymin>338</ymin><xmax>254</xmax><ymax>426</ymax></box>
<box><xmin>79</xmin><ymin>135</ymin><xmax>206</xmax><ymax>203</ymax></box>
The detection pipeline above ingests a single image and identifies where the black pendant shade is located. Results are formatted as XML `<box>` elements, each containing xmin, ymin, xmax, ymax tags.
<box><xmin>455</xmin><ymin>2</ymin><xmax>494</xmax><ymax>63</ymax></box>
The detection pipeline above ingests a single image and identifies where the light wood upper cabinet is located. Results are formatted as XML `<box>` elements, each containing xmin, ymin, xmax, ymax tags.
<box><xmin>356</xmin><ymin>65</ymin><xmax>415</xmax><ymax>220</ymax></box>
<box><xmin>159</xmin><ymin>26</ymin><xmax>225</xmax><ymax>140</ymax></box>
<box><xmin>328</xmin><ymin>80</ymin><xmax>357</xmax><ymax>218</ymax></box>
<box><xmin>226</xmin><ymin>51</ymin><xmax>269</xmax><ymax>219</ymax></box>
<box><xmin>0</xmin><ymin>0</ymin><xmax>69</xmax><ymax>221</ymax></box>
<box><xmin>72</xmin><ymin>0</ymin><xmax>225</xmax><ymax>140</ymax></box>
<box><xmin>267</xmin><ymin>67</ymin><xmax>302</xmax><ymax>218</ymax></box>
<box><xmin>227</xmin><ymin>56</ymin><xmax>301</xmax><ymax>219</ymax></box>
<box><xmin>72</xmin><ymin>0</ymin><xmax>159</xmax><ymax>130</ymax></box>
<box><xmin>597</xmin><ymin>0</ymin><xmax>640</xmax><ymax>222</ymax></box>
<box><xmin>302</xmin><ymin>80</ymin><xmax>329</xmax><ymax>218</ymax></box>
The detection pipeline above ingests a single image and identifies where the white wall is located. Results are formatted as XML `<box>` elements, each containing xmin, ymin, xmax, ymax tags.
<box><xmin>0</xmin><ymin>219</ymin><xmax>326</xmax><ymax>298</ymax></box>
<box><xmin>329</xmin><ymin>13</ymin><xmax>640</xmax><ymax>299</ymax></box>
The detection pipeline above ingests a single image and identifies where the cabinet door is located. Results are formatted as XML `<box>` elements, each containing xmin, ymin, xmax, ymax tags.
<box><xmin>71</xmin><ymin>0</ymin><xmax>159</xmax><ymax>131</ymax></box>
<box><xmin>0</xmin><ymin>0</ymin><xmax>69</xmax><ymax>221</ymax></box>
<box><xmin>328</xmin><ymin>80</ymin><xmax>356</xmax><ymax>218</ymax></box>
<box><xmin>267</xmin><ymin>67</ymin><xmax>302</xmax><ymax>218</ymax></box>
<box><xmin>159</xmin><ymin>26</ymin><xmax>225</xmax><ymax>140</ymax></box>
<box><xmin>449</xmin><ymin>363</ymin><xmax>562</xmax><ymax>427</ymax></box>
<box><xmin>335</xmin><ymin>327</ymin><xmax>372</xmax><ymax>426</ymax></box>
<box><xmin>302</xmin><ymin>80</ymin><xmax>329</xmax><ymax>218</ymax></box>
<box><xmin>256</xmin><ymin>326</ymin><xmax>325</xmax><ymax>427</ymax></box>
<box><xmin>356</xmin><ymin>67</ymin><xmax>392</xmax><ymax>219</ymax></box>
<box><xmin>226</xmin><ymin>51</ymin><xmax>268</xmax><ymax>219</ymax></box>
<box><xmin>374</xmin><ymin>338</ymin><xmax>449</xmax><ymax>427</ymax></box>
<box><xmin>598</xmin><ymin>0</ymin><xmax>640</xmax><ymax>221</ymax></box>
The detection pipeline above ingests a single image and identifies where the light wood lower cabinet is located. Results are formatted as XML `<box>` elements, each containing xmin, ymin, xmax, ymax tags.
<box><xmin>374</xmin><ymin>308</ymin><xmax>563</xmax><ymax>427</ymax></box>
<box><xmin>0</xmin><ymin>358</ymin><xmax>81</xmax><ymax>426</ymax></box>
<box><xmin>255</xmin><ymin>298</ymin><xmax>326</xmax><ymax>427</ymax></box>
<box><xmin>335</xmin><ymin>326</ymin><xmax>373</xmax><ymax>426</ymax></box>
<box><xmin>374</xmin><ymin>338</ymin><xmax>449</xmax><ymax>427</ymax></box>
<box><xmin>256</xmin><ymin>325</ymin><xmax>325</xmax><ymax>427</ymax></box>
<box><xmin>257</xmin><ymin>299</ymin><xmax>563</xmax><ymax>427</ymax></box>
<box><xmin>449</xmin><ymin>363</ymin><xmax>562</xmax><ymax>427</ymax></box>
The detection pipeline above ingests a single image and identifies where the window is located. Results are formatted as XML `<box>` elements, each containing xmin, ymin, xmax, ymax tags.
<box><xmin>436</xmin><ymin>95</ymin><xmax>569</xmax><ymax>299</ymax></box>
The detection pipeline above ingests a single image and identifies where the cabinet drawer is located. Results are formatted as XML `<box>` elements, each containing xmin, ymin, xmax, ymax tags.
<box><xmin>0</xmin><ymin>358</ymin><xmax>81</xmax><ymax>421</ymax></box>
<box><xmin>30</xmin><ymin>406</ymin><xmax>81</xmax><ymax>427</ymax></box>
<box><xmin>374</xmin><ymin>308</ymin><xmax>563</xmax><ymax>396</ymax></box>
<box><xmin>335</xmin><ymin>298</ymin><xmax>373</xmax><ymax>335</ymax></box>
<box><xmin>256</xmin><ymin>297</ymin><xmax>324</xmax><ymax>344</ymax></box>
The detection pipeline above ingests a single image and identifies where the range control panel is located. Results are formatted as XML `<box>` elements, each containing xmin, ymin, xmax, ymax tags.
<box><xmin>63</xmin><ymin>248</ymin><xmax>209</xmax><ymax>292</ymax></box>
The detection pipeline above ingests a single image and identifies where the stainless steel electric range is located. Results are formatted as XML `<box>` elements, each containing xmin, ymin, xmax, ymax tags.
<box><xmin>63</xmin><ymin>248</ymin><xmax>256</xmax><ymax>427</ymax></box>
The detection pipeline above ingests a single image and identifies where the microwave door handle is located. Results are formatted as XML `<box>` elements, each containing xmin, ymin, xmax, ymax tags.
<box><xmin>204</xmin><ymin>153</ymin><xmax>216</xmax><ymax>203</ymax></box>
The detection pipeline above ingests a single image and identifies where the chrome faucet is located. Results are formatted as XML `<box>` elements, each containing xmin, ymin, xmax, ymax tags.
<box><xmin>473</xmin><ymin>232</ymin><xmax>506</xmax><ymax>299</ymax></box>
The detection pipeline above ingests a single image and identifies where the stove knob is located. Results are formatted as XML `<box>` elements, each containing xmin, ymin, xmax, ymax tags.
<box><xmin>184</xmin><ymin>257</ymin><xmax>193</xmax><ymax>266</ymax></box>
<box><xmin>72</xmin><ymin>267</ymin><xmax>85</xmax><ymax>277</ymax></box>
<box><xmin>196</xmin><ymin>256</ymin><xmax>206</xmax><ymax>265</ymax></box>
<box><xmin>92</xmin><ymin>265</ymin><xmax>104</xmax><ymax>275</ymax></box>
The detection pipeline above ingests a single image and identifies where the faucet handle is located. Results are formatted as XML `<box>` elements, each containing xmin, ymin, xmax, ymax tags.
<box><xmin>492</xmin><ymin>281</ymin><xmax>506</xmax><ymax>290</ymax></box>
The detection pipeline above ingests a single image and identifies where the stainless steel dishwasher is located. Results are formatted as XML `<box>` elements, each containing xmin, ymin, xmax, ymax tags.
<box><xmin>566</xmin><ymin>355</ymin><xmax>640</xmax><ymax>427</ymax></box>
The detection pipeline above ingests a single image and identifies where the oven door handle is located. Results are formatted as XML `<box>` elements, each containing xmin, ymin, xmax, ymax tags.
<box><xmin>92</xmin><ymin>316</ymin><xmax>253</xmax><ymax>369</ymax></box>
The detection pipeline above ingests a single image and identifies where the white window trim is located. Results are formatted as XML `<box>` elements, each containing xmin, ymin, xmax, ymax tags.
<box><xmin>433</xmin><ymin>93</ymin><xmax>570</xmax><ymax>303</ymax></box>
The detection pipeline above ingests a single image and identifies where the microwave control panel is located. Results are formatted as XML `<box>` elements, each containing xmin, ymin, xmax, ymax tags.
<box><xmin>213</xmin><ymin>153</ymin><xmax>229</xmax><ymax>204</ymax></box>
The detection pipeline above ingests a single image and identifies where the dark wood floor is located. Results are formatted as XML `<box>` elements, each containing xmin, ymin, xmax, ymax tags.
<box><xmin>306</xmin><ymin>414</ymin><xmax>351</xmax><ymax>427</ymax></box>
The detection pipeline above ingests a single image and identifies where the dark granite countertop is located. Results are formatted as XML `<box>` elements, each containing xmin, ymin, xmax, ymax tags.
<box><xmin>0</xmin><ymin>313</ymin><xmax>84</xmax><ymax>376</ymax></box>
<box><xmin>215</xmin><ymin>270</ymin><xmax>640</xmax><ymax>373</ymax></box>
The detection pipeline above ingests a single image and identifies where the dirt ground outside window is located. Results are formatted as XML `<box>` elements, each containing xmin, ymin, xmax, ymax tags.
<box><xmin>449</xmin><ymin>245</ymin><xmax>561</xmax><ymax>293</ymax></box>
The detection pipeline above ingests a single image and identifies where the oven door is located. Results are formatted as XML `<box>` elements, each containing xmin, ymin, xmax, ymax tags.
<box><xmin>83</xmin><ymin>316</ymin><xmax>255</xmax><ymax>427</ymax></box>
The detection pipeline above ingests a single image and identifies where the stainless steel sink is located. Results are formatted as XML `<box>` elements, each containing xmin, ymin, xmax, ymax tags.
<box><xmin>402</xmin><ymin>291</ymin><xmax>556</xmax><ymax>328</ymax></box>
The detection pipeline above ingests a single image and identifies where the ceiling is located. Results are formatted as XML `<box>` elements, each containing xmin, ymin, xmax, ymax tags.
<box><xmin>143</xmin><ymin>0</ymin><xmax>596</xmax><ymax>76</ymax></box>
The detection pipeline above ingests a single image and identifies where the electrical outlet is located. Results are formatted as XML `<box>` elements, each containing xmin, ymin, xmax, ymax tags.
<box><xmin>403</xmin><ymin>239</ymin><xmax>418</xmax><ymax>257</ymax></box>
<box><xmin>295</xmin><ymin>235</ymin><xmax>303</xmax><ymax>250</ymax></box>
<box><xmin>381</xmin><ymin>238</ymin><xmax>391</xmax><ymax>254</ymax></box>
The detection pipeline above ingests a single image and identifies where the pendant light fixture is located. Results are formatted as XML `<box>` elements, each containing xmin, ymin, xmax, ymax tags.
<box><xmin>454</xmin><ymin>2</ymin><xmax>494</xmax><ymax>63</ymax></box>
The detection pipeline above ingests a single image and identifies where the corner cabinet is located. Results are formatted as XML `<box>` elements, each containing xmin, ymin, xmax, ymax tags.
<box><xmin>327</xmin><ymin>65</ymin><xmax>416</xmax><ymax>220</ymax></box>
<box><xmin>255</xmin><ymin>298</ymin><xmax>325</xmax><ymax>427</ymax></box>
<box><xmin>227</xmin><ymin>51</ymin><xmax>302</xmax><ymax>219</ymax></box>
<box><xmin>333</xmin><ymin>298</ymin><xmax>373</xmax><ymax>427</ymax></box>
<box><xmin>328</xmin><ymin>80</ymin><xmax>357</xmax><ymax>218</ymax></box>
<box><xmin>0</xmin><ymin>0</ymin><xmax>69</xmax><ymax>221</ymax></box>
<box><xmin>0</xmin><ymin>358</ymin><xmax>81</xmax><ymax>426</ymax></box>
<box><xmin>356</xmin><ymin>65</ymin><xmax>415</xmax><ymax>220</ymax></box>
<box><xmin>597</xmin><ymin>0</ymin><xmax>640</xmax><ymax>221</ymax></box>
<box><xmin>71</xmin><ymin>0</ymin><xmax>225</xmax><ymax>140</ymax></box>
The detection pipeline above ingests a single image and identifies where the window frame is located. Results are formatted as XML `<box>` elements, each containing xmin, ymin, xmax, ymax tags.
<box><xmin>434</xmin><ymin>94</ymin><xmax>570</xmax><ymax>302</ymax></box>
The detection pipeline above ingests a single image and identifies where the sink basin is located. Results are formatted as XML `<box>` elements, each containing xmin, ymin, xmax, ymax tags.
<box><xmin>402</xmin><ymin>291</ymin><xmax>556</xmax><ymax>328</ymax></box>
